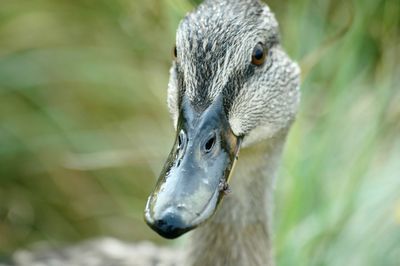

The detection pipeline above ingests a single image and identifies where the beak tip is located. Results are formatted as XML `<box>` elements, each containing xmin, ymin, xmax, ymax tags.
<box><xmin>145</xmin><ymin>211</ymin><xmax>193</xmax><ymax>239</ymax></box>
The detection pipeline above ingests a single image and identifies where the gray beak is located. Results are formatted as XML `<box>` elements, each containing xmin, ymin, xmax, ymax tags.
<box><xmin>144</xmin><ymin>96</ymin><xmax>241</xmax><ymax>239</ymax></box>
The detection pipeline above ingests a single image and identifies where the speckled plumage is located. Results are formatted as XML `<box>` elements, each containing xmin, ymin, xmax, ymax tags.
<box><xmin>168</xmin><ymin>0</ymin><xmax>300</xmax><ymax>146</ymax></box>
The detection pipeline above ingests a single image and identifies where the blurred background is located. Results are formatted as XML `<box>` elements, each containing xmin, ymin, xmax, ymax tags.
<box><xmin>0</xmin><ymin>0</ymin><xmax>399</xmax><ymax>265</ymax></box>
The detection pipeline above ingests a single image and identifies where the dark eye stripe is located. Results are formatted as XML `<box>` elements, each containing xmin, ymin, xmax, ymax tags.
<box><xmin>222</xmin><ymin>64</ymin><xmax>255</xmax><ymax>114</ymax></box>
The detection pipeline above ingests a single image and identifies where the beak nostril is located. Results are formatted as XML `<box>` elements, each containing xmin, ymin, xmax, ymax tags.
<box><xmin>177</xmin><ymin>130</ymin><xmax>186</xmax><ymax>150</ymax></box>
<box><xmin>204</xmin><ymin>134</ymin><xmax>216</xmax><ymax>153</ymax></box>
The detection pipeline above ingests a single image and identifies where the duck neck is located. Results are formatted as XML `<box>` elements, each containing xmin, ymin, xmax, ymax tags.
<box><xmin>186</xmin><ymin>133</ymin><xmax>287</xmax><ymax>266</ymax></box>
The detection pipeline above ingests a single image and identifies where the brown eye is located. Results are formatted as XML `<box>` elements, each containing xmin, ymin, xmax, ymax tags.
<box><xmin>251</xmin><ymin>43</ymin><xmax>266</xmax><ymax>66</ymax></box>
<box><xmin>173</xmin><ymin>45</ymin><xmax>177</xmax><ymax>59</ymax></box>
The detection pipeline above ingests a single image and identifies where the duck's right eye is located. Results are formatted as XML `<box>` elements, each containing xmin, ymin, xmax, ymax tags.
<box><xmin>173</xmin><ymin>45</ymin><xmax>177</xmax><ymax>59</ymax></box>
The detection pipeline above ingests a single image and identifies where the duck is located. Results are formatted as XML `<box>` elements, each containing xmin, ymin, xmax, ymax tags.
<box><xmin>8</xmin><ymin>1</ymin><xmax>300</xmax><ymax>265</ymax></box>
<box><xmin>144</xmin><ymin>0</ymin><xmax>300</xmax><ymax>265</ymax></box>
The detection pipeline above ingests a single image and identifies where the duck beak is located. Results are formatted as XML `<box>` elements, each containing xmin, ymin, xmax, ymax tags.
<box><xmin>144</xmin><ymin>97</ymin><xmax>241</xmax><ymax>239</ymax></box>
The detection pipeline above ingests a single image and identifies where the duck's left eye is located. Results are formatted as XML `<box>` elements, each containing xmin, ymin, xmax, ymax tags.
<box><xmin>251</xmin><ymin>43</ymin><xmax>267</xmax><ymax>66</ymax></box>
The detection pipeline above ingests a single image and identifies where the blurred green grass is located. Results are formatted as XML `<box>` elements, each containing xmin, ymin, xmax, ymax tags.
<box><xmin>0</xmin><ymin>0</ymin><xmax>399</xmax><ymax>265</ymax></box>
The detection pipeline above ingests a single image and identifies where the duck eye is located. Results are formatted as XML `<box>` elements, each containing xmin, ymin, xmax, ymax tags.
<box><xmin>251</xmin><ymin>43</ymin><xmax>266</xmax><ymax>66</ymax></box>
<box><xmin>173</xmin><ymin>45</ymin><xmax>177</xmax><ymax>59</ymax></box>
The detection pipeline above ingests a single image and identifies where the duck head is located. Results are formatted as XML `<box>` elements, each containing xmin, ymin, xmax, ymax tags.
<box><xmin>145</xmin><ymin>0</ymin><xmax>300</xmax><ymax>239</ymax></box>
